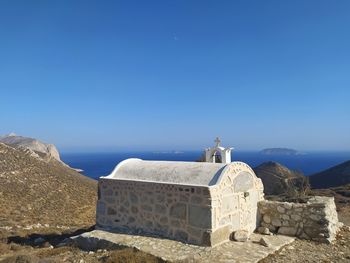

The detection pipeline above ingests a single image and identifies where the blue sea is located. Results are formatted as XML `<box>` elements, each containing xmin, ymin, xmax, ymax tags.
<box><xmin>61</xmin><ymin>151</ymin><xmax>350</xmax><ymax>180</ymax></box>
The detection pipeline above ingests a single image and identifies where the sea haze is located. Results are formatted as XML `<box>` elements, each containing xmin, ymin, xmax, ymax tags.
<box><xmin>61</xmin><ymin>151</ymin><xmax>350</xmax><ymax>180</ymax></box>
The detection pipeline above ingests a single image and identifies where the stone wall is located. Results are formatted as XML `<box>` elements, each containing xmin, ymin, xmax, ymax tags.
<box><xmin>96</xmin><ymin>178</ymin><xmax>214</xmax><ymax>246</ymax></box>
<box><xmin>210</xmin><ymin>165</ymin><xmax>264</xmax><ymax>238</ymax></box>
<box><xmin>96</xmin><ymin>162</ymin><xmax>264</xmax><ymax>247</ymax></box>
<box><xmin>258</xmin><ymin>196</ymin><xmax>340</xmax><ymax>243</ymax></box>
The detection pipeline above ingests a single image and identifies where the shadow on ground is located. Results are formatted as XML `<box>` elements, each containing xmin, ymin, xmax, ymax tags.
<box><xmin>6</xmin><ymin>225</ymin><xmax>95</xmax><ymax>247</ymax></box>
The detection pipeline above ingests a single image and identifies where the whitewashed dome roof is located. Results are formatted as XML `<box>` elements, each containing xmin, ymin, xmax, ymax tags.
<box><xmin>104</xmin><ymin>158</ymin><xmax>227</xmax><ymax>186</ymax></box>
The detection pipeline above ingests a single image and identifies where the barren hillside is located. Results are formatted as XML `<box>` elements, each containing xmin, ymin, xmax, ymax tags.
<box><xmin>253</xmin><ymin>161</ymin><xmax>307</xmax><ymax>196</ymax></box>
<box><xmin>310</xmin><ymin>160</ymin><xmax>350</xmax><ymax>189</ymax></box>
<box><xmin>0</xmin><ymin>143</ymin><xmax>97</xmax><ymax>238</ymax></box>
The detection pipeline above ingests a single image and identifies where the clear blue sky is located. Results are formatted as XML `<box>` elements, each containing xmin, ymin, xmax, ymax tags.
<box><xmin>0</xmin><ymin>0</ymin><xmax>349</xmax><ymax>151</ymax></box>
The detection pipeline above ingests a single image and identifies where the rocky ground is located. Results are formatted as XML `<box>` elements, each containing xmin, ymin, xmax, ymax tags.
<box><xmin>260</xmin><ymin>226</ymin><xmax>350</xmax><ymax>263</ymax></box>
<box><xmin>0</xmin><ymin>142</ymin><xmax>162</xmax><ymax>262</ymax></box>
<box><xmin>0</xmin><ymin>244</ymin><xmax>163</xmax><ymax>263</ymax></box>
<box><xmin>0</xmin><ymin>227</ymin><xmax>349</xmax><ymax>262</ymax></box>
<box><xmin>0</xmin><ymin>142</ymin><xmax>97</xmax><ymax>239</ymax></box>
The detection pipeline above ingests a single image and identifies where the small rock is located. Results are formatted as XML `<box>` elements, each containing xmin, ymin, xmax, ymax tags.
<box><xmin>233</xmin><ymin>230</ymin><xmax>249</xmax><ymax>242</ymax></box>
<box><xmin>257</xmin><ymin>226</ymin><xmax>270</xmax><ymax>235</ymax></box>
<box><xmin>263</xmin><ymin>215</ymin><xmax>271</xmax><ymax>224</ymax></box>
<box><xmin>277</xmin><ymin>206</ymin><xmax>285</xmax><ymax>213</ymax></box>
<box><xmin>259</xmin><ymin>237</ymin><xmax>270</xmax><ymax>247</ymax></box>
<box><xmin>89</xmin><ymin>251</ymin><xmax>95</xmax><ymax>255</ymax></box>
<box><xmin>41</xmin><ymin>241</ymin><xmax>51</xmax><ymax>248</ymax></box>
<box><xmin>278</xmin><ymin>226</ymin><xmax>297</xmax><ymax>236</ymax></box>
<box><xmin>271</xmin><ymin>218</ymin><xmax>282</xmax><ymax>227</ymax></box>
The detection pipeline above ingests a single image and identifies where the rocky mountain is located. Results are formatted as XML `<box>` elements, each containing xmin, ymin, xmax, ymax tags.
<box><xmin>0</xmin><ymin>133</ymin><xmax>60</xmax><ymax>160</ymax></box>
<box><xmin>253</xmin><ymin>161</ymin><xmax>308</xmax><ymax>195</ymax></box>
<box><xmin>0</xmin><ymin>133</ymin><xmax>81</xmax><ymax>171</ymax></box>
<box><xmin>260</xmin><ymin>148</ymin><xmax>303</xmax><ymax>156</ymax></box>
<box><xmin>309</xmin><ymin>160</ymin><xmax>350</xmax><ymax>189</ymax></box>
<box><xmin>0</xmin><ymin>142</ymin><xmax>97</xmax><ymax>238</ymax></box>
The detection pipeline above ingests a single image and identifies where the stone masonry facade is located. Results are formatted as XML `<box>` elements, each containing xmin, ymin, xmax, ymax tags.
<box><xmin>210</xmin><ymin>163</ymin><xmax>264</xmax><ymax>237</ymax></box>
<box><xmin>96</xmin><ymin>162</ymin><xmax>264</xmax><ymax>246</ymax></box>
<box><xmin>258</xmin><ymin>196</ymin><xmax>340</xmax><ymax>243</ymax></box>
<box><xmin>96</xmin><ymin>179</ymin><xmax>214</xmax><ymax>246</ymax></box>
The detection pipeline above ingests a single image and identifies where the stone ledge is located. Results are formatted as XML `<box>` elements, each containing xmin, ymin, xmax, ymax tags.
<box><xmin>71</xmin><ymin>230</ymin><xmax>295</xmax><ymax>262</ymax></box>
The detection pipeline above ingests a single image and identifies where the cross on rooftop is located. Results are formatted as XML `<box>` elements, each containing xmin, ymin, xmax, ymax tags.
<box><xmin>214</xmin><ymin>137</ymin><xmax>221</xmax><ymax>147</ymax></box>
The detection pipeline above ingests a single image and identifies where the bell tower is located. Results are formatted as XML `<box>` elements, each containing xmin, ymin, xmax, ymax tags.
<box><xmin>204</xmin><ymin>137</ymin><xmax>233</xmax><ymax>164</ymax></box>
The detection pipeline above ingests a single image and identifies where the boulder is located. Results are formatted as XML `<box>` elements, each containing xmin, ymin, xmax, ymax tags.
<box><xmin>259</xmin><ymin>237</ymin><xmax>271</xmax><ymax>247</ymax></box>
<box><xmin>257</xmin><ymin>226</ymin><xmax>270</xmax><ymax>235</ymax></box>
<box><xmin>278</xmin><ymin>226</ymin><xmax>297</xmax><ymax>236</ymax></box>
<box><xmin>232</xmin><ymin>230</ymin><xmax>250</xmax><ymax>242</ymax></box>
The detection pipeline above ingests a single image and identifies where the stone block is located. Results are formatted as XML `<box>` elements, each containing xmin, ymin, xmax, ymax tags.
<box><xmin>277</xmin><ymin>206</ymin><xmax>285</xmax><ymax>213</ymax></box>
<box><xmin>171</xmin><ymin>220</ymin><xmax>180</xmax><ymax>227</ymax></box>
<box><xmin>283</xmin><ymin>203</ymin><xmax>293</xmax><ymax>209</ymax></box>
<box><xmin>259</xmin><ymin>237</ymin><xmax>271</xmax><ymax>247</ymax></box>
<box><xmin>174</xmin><ymin>230</ymin><xmax>188</xmax><ymax>241</ymax></box>
<box><xmin>104</xmin><ymin>189</ymin><xmax>113</xmax><ymax>196</ymax></box>
<box><xmin>222</xmin><ymin>195</ymin><xmax>238</xmax><ymax>214</ymax></box>
<box><xmin>170</xmin><ymin>203</ymin><xmax>187</xmax><ymax>220</ymax></box>
<box><xmin>211</xmin><ymin>225</ymin><xmax>231</xmax><ymax>245</ymax></box>
<box><xmin>263</xmin><ymin>215</ymin><xmax>271</xmax><ymax>224</ymax></box>
<box><xmin>304</xmin><ymin>226</ymin><xmax>320</xmax><ymax>238</ymax></box>
<box><xmin>141</xmin><ymin>204</ymin><xmax>152</xmax><ymax>212</ymax></box>
<box><xmin>282</xmin><ymin>221</ymin><xmax>289</xmax><ymax>226</ymax></box>
<box><xmin>232</xmin><ymin>230</ymin><xmax>249</xmax><ymax>242</ymax></box>
<box><xmin>129</xmin><ymin>192</ymin><xmax>138</xmax><ymax>204</ymax></box>
<box><xmin>179</xmin><ymin>194</ymin><xmax>189</xmax><ymax>202</ymax></box>
<box><xmin>202</xmin><ymin>225</ymin><xmax>231</xmax><ymax>246</ymax></box>
<box><xmin>230</xmin><ymin>213</ymin><xmax>240</xmax><ymax>230</ymax></box>
<box><xmin>107</xmin><ymin>207</ymin><xmax>117</xmax><ymax>215</ymax></box>
<box><xmin>156</xmin><ymin>194</ymin><xmax>165</xmax><ymax>202</ymax></box>
<box><xmin>233</xmin><ymin>172</ymin><xmax>254</xmax><ymax>192</ymax></box>
<box><xmin>131</xmin><ymin>206</ymin><xmax>138</xmax><ymax>214</ymax></box>
<box><xmin>187</xmin><ymin>226</ymin><xmax>203</xmax><ymax>238</ymax></box>
<box><xmin>272</xmin><ymin>218</ymin><xmax>282</xmax><ymax>227</ymax></box>
<box><xmin>159</xmin><ymin>216</ymin><xmax>168</xmax><ymax>224</ymax></box>
<box><xmin>278</xmin><ymin>226</ymin><xmax>297</xmax><ymax>236</ymax></box>
<box><xmin>155</xmin><ymin>204</ymin><xmax>166</xmax><ymax>214</ymax></box>
<box><xmin>257</xmin><ymin>226</ymin><xmax>270</xmax><ymax>235</ymax></box>
<box><xmin>282</xmin><ymin>214</ymin><xmax>290</xmax><ymax>220</ymax></box>
<box><xmin>291</xmin><ymin>214</ymin><xmax>301</xmax><ymax>221</ymax></box>
<box><xmin>128</xmin><ymin>216</ymin><xmax>135</xmax><ymax>223</ymax></box>
<box><xmin>188</xmin><ymin>205</ymin><xmax>211</xmax><ymax>228</ymax></box>
<box><xmin>190</xmin><ymin>195</ymin><xmax>203</xmax><ymax>204</ymax></box>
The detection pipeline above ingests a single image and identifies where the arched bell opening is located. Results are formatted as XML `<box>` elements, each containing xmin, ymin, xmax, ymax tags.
<box><xmin>212</xmin><ymin>150</ymin><xmax>222</xmax><ymax>163</ymax></box>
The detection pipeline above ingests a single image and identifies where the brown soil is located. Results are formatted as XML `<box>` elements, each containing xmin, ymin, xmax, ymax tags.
<box><xmin>260</xmin><ymin>226</ymin><xmax>350</xmax><ymax>263</ymax></box>
<box><xmin>0</xmin><ymin>244</ymin><xmax>163</xmax><ymax>263</ymax></box>
<box><xmin>0</xmin><ymin>143</ymin><xmax>97</xmax><ymax>239</ymax></box>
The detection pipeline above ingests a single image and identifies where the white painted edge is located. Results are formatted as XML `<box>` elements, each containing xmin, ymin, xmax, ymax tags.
<box><xmin>100</xmin><ymin>176</ymin><xmax>212</xmax><ymax>188</ymax></box>
<box><xmin>214</xmin><ymin>161</ymin><xmax>256</xmax><ymax>185</ymax></box>
<box><xmin>102</xmin><ymin>158</ymin><xmax>142</xmax><ymax>179</ymax></box>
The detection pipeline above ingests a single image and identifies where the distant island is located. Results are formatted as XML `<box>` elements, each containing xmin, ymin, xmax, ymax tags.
<box><xmin>260</xmin><ymin>148</ymin><xmax>304</xmax><ymax>156</ymax></box>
